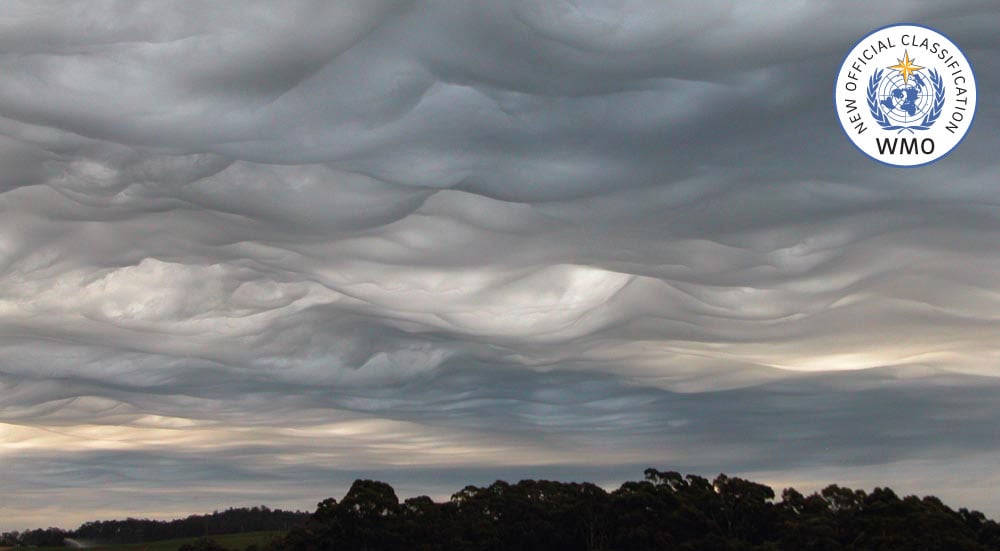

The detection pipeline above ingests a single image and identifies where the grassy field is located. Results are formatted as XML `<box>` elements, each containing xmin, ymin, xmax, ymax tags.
<box><xmin>35</xmin><ymin>532</ymin><xmax>284</xmax><ymax>551</ymax></box>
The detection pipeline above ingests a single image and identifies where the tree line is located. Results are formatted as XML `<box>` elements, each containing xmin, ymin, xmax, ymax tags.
<box><xmin>6</xmin><ymin>469</ymin><xmax>1000</xmax><ymax>550</ymax></box>
<box><xmin>0</xmin><ymin>528</ymin><xmax>67</xmax><ymax>548</ymax></box>
<box><xmin>268</xmin><ymin>469</ymin><xmax>1000</xmax><ymax>550</ymax></box>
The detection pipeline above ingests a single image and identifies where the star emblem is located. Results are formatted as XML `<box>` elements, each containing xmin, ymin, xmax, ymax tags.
<box><xmin>887</xmin><ymin>50</ymin><xmax>924</xmax><ymax>84</ymax></box>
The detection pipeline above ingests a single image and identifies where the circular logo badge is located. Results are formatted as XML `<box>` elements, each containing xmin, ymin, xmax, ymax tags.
<box><xmin>835</xmin><ymin>24</ymin><xmax>977</xmax><ymax>167</ymax></box>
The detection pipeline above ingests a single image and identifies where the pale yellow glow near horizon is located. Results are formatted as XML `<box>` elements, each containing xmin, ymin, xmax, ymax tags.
<box><xmin>0</xmin><ymin>413</ymin><xmax>667</xmax><ymax>469</ymax></box>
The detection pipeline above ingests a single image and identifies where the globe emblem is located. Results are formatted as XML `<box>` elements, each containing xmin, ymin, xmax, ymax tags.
<box><xmin>876</xmin><ymin>71</ymin><xmax>935</xmax><ymax>125</ymax></box>
<box><xmin>837</xmin><ymin>26</ymin><xmax>977</xmax><ymax>167</ymax></box>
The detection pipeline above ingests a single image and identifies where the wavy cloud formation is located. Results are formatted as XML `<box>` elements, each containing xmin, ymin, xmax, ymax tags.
<box><xmin>1</xmin><ymin>0</ymin><xmax>1000</xmax><ymax>529</ymax></box>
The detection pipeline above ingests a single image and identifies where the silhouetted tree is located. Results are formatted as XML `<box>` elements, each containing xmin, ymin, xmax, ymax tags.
<box><xmin>270</xmin><ymin>469</ymin><xmax>1000</xmax><ymax>551</ymax></box>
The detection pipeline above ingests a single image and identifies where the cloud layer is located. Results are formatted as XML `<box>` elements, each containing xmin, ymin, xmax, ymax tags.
<box><xmin>1</xmin><ymin>0</ymin><xmax>1000</xmax><ymax>529</ymax></box>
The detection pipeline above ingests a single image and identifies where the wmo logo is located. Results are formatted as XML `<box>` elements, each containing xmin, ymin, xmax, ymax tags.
<box><xmin>835</xmin><ymin>24</ymin><xmax>977</xmax><ymax>167</ymax></box>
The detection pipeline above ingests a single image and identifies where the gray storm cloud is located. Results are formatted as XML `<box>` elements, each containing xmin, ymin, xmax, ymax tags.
<box><xmin>1</xmin><ymin>0</ymin><xmax>1000</xmax><ymax>529</ymax></box>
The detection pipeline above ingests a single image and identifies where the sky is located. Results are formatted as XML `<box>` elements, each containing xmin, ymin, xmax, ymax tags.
<box><xmin>1</xmin><ymin>0</ymin><xmax>999</xmax><ymax>530</ymax></box>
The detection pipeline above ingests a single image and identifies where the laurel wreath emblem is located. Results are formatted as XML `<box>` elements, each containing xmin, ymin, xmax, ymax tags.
<box><xmin>867</xmin><ymin>68</ymin><xmax>945</xmax><ymax>133</ymax></box>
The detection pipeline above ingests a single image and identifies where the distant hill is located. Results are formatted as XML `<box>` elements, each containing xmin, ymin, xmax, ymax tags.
<box><xmin>71</xmin><ymin>507</ymin><xmax>309</xmax><ymax>545</ymax></box>
<box><xmin>1</xmin><ymin>508</ymin><xmax>308</xmax><ymax>549</ymax></box>
<box><xmin>55</xmin><ymin>532</ymin><xmax>281</xmax><ymax>551</ymax></box>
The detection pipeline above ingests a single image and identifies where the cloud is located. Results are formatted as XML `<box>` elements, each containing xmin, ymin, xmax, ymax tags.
<box><xmin>1</xmin><ymin>0</ymin><xmax>1000</xmax><ymax>529</ymax></box>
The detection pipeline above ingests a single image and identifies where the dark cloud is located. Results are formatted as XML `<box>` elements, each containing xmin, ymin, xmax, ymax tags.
<box><xmin>1</xmin><ymin>0</ymin><xmax>1000</xmax><ymax>529</ymax></box>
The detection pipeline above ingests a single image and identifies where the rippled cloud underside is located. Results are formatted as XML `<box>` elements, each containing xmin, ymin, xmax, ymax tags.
<box><xmin>1</xmin><ymin>1</ymin><xmax>1000</xmax><ymax>529</ymax></box>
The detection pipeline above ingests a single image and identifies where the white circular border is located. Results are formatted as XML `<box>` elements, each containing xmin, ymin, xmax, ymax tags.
<box><xmin>834</xmin><ymin>23</ymin><xmax>977</xmax><ymax>167</ymax></box>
